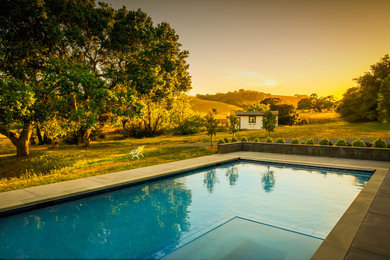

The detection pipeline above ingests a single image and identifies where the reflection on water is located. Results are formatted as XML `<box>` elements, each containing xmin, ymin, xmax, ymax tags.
<box><xmin>0</xmin><ymin>161</ymin><xmax>372</xmax><ymax>259</ymax></box>
<box><xmin>354</xmin><ymin>174</ymin><xmax>370</xmax><ymax>188</ymax></box>
<box><xmin>0</xmin><ymin>180</ymin><xmax>191</xmax><ymax>259</ymax></box>
<box><xmin>203</xmin><ymin>169</ymin><xmax>218</xmax><ymax>193</ymax></box>
<box><xmin>225</xmin><ymin>165</ymin><xmax>239</xmax><ymax>186</ymax></box>
<box><xmin>262</xmin><ymin>166</ymin><xmax>276</xmax><ymax>192</ymax></box>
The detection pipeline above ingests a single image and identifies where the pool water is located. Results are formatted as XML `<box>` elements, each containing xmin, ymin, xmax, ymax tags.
<box><xmin>0</xmin><ymin>160</ymin><xmax>372</xmax><ymax>259</ymax></box>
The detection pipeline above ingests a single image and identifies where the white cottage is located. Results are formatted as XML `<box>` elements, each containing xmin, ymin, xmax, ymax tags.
<box><xmin>235</xmin><ymin>111</ymin><xmax>279</xmax><ymax>130</ymax></box>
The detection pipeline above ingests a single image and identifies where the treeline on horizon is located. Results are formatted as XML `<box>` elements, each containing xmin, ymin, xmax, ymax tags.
<box><xmin>196</xmin><ymin>89</ymin><xmax>308</xmax><ymax>109</ymax></box>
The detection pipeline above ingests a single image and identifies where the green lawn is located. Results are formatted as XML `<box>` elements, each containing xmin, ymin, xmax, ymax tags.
<box><xmin>0</xmin><ymin>145</ymin><xmax>214</xmax><ymax>192</ymax></box>
<box><xmin>1</xmin><ymin>119</ymin><xmax>389</xmax><ymax>192</ymax></box>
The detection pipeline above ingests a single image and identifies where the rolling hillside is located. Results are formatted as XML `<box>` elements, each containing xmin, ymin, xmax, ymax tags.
<box><xmin>190</xmin><ymin>96</ymin><xmax>241</xmax><ymax>119</ymax></box>
<box><xmin>196</xmin><ymin>89</ymin><xmax>308</xmax><ymax>108</ymax></box>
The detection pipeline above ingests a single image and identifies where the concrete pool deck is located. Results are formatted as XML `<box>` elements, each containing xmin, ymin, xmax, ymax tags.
<box><xmin>0</xmin><ymin>151</ymin><xmax>389</xmax><ymax>259</ymax></box>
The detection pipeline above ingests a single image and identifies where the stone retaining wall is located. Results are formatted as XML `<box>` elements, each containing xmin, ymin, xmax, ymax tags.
<box><xmin>218</xmin><ymin>142</ymin><xmax>390</xmax><ymax>161</ymax></box>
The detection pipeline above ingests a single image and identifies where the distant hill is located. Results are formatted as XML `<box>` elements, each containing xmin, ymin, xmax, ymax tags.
<box><xmin>189</xmin><ymin>96</ymin><xmax>241</xmax><ymax>119</ymax></box>
<box><xmin>196</xmin><ymin>89</ymin><xmax>308</xmax><ymax>108</ymax></box>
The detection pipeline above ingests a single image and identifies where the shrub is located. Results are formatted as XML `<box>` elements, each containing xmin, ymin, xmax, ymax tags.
<box><xmin>217</xmin><ymin>138</ymin><xmax>226</xmax><ymax>144</ymax></box>
<box><xmin>373</xmin><ymin>138</ymin><xmax>387</xmax><ymax>148</ymax></box>
<box><xmin>223</xmin><ymin>137</ymin><xmax>230</xmax><ymax>143</ymax></box>
<box><xmin>335</xmin><ymin>139</ymin><xmax>348</xmax><ymax>146</ymax></box>
<box><xmin>231</xmin><ymin>136</ymin><xmax>238</xmax><ymax>142</ymax></box>
<box><xmin>172</xmin><ymin>115</ymin><xmax>204</xmax><ymax>135</ymax></box>
<box><xmin>351</xmin><ymin>139</ymin><xmax>367</xmax><ymax>147</ymax></box>
<box><xmin>254</xmin><ymin>137</ymin><xmax>260</xmax><ymax>142</ymax></box>
<box><xmin>275</xmin><ymin>138</ymin><xmax>285</xmax><ymax>143</ymax></box>
<box><xmin>305</xmin><ymin>139</ymin><xmax>315</xmax><ymax>145</ymax></box>
<box><xmin>318</xmin><ymin>137</ymin><xmax>329</xmax><ymax>146</ymax></box>
<box><xmin>241</xmin><ymin>136</ymin><xmax>248</xmax><ymax>142</ymax></box>
<box><xmin>266</xmin><ymin>137</ymin><xmax>273</xmax><ymax>143</ymax></box>
<box><xmin>290</xmin><ymin>138</ymin><xmax>300</xmax><ymax>144</ymax></box>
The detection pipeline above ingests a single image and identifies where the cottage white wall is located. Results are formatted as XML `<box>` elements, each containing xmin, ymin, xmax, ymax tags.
<box><xmin>239</xmin><ymin>116</ymin><xmax>263</xmax><ymax>130</ymax></box>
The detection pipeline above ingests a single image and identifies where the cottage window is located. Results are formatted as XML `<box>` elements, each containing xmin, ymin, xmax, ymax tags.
<box><xmin>249</xmin><ymin>116</ymin><xmax>256</xmax><ymax>123</ymax></box>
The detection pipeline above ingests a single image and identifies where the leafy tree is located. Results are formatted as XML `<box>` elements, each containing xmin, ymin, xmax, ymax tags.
<box><xmin>0</xmin><ymin>79</ymin><xmax>35</xmax><ymax>156</ymax></box>
<box><xmin>204</xmin><ymin>112</ymin><xmax>218</xmax><ymax>145</ymax></box>
<box><xmin>298</xmin><ymin>94</ymin><xmax>335</xmax><ymax>112</ymax></box>
<box><xmin>260</xmin><ymin>98</ymin><xmax>297</xmax><ymax>125</ymax></box>
<box><xmin>262</xmin><ymin>111</ymin><xmax>277</xmax><ymax>137</ymax></box>
<box><xmin>247</xmin><ymin>103</ymin><xmax>270</xmax><ymax>112</ymax></box>
<box><xmin>336</xmin><ymin>87</ymin><xmax>365</xmax><ymax>122</ymax></box>
<box><xmin>110</xmin><ymin>11</ymin><xmax>191</xmax><ymax>137</ymax></box>
<box><xmin>42</xmin><ymin>58</ymin><xmax>110</xmax><ymax>146</ymax></box>
<box><xmin>378</xmin><ymin>75</ymin><xmax>390</xmax><ymax>122</ymax></box>
<box><xmin>227</xmin><ymin>111</ymin><xmax>239</xmax><ymax>136</ymax></box>
<box><xmin>338</xmin><ymin>54</ymin><xmax>390</xmax><ymax>122</ymax></box>
<box><xmin>0</xmin><ymin>0</ymin><xmax>64</xmax><ymax>156</ymax></box>
<box><xmin>310</xmin><ymin>94</ymin><xmax>335</xmax><ymax>112</ymax></box>
<box><xmin>170</xmin><ymin>95</ymin><xmax>203</xmax><ymax>135</ymax></box>
<box><xmin>0</xmin><ymin>1</ymin><xmax>192</xmax><ymax>154</ymax></box>
<box><xmin>297</xmin><ymin>98</ymin><xmax>312</xmax><ymax>110</ymax></box>
<box><xmin>260</xmin><ymin>97</ymin><xmax>281</xmax><ymax>107</ymax></box>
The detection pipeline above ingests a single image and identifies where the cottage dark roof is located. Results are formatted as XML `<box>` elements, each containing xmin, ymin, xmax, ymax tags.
<box><xmin>235</xmin><ymin>110</ymin><xmax>279</xmax><ymax>116</ymax></box>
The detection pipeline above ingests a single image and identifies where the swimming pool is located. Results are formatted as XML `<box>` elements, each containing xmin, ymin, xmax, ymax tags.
<box><xmin>0</xmin><ymin>160</ymin><xmax>372</xmax><ymax>259</ymax></box>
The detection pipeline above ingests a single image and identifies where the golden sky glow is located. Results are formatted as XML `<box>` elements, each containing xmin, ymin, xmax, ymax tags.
<box><xmin>109</xmin><ymin>0</ymin><xmax>390</xmax><ymax>98</ymax></box>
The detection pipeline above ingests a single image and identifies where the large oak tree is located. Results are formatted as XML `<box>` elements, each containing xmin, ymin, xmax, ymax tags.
<box><xmin>0</xmin><ymin>0</ymin><xmax>191</xmax><ymax>156</ymax></box>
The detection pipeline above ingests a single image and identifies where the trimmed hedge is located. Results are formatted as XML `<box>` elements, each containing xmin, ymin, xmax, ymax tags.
<box><xmin>275</xmin><ymin>138</ymin><xmax>285</xmax><ymax>144</ymax></box>
<box><xmin>217</xmin><ymin>138</ymin><xmax>226</xmax><ymax>144</ymax></box>
<box><xmin>319</xmin><ymin>137</ymin><xmax>329</xmax><ymax>146</ymax></box>
<box><xmin>335</xmin><ymin>139</ymin><xmax>348</xmax><ymax>146</ymax></box>
<box><xmin>306</xmin><ymin>139</ymin><xmax>315</xmax><ymax>145</ymax></box>
<box><xmin>266</xmin><ymin>137</ymin><xmax>273</xmax><ymax>143</ymax></box>
<box><xmin>373</xmin><ymin>138</ymin><xmax>387</xmax><ymax>148</ymax></box>
<box><xmin>290</xmin><ymin>138</ymin><xmax>300</xmax><ymax>144</ymax></box>
<box><xmin>352</xmin><ymin>139</ymin><xmax>366</xmax><ymax>147</ymax></box>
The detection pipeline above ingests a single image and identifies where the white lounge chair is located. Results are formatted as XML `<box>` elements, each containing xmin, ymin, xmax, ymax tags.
<box><xmin>131</xmin><ymin>145</ymin><xmax>145</xmax><ymax>159</ymax></box>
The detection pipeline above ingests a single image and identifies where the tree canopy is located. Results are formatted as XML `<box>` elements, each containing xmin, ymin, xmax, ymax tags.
<box><xmin>337</xmin><ymin>54</ymin><xmax>390</xmax><ymax>122</ymax></box>
<box><xmin>0</xmin><ymin>0</ymin><xmax>191</xmax><ymax>156</ymax></box>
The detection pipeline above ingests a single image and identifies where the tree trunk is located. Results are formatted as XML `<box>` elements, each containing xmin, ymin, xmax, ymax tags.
<box><xmin>36</xmin><ymin>125</ymin><xmax>43</xmax><ymax>145</ymax></box>
<box><xmin>0</xmin><ymin>123</ymin><xmax>33</xmax><ymax>157</ymax></box>
<box><xmin>43</xmin><ymin>132</ymin><xmax>53</xmax><ymax>144</ymax></box>
<box><xmin>122</xmin><ymin>119</ymin><xmax>128</xmax><ymax>130</ymax></box>
<box><xmin>83</xmin><ymin>128</ymin><xmax>91</xmax><ymax>147</ymax></box>
<box><xmin>77</xmin><ymin>130</ymin><xmax>83</xmax><ymax>146</ymax></box>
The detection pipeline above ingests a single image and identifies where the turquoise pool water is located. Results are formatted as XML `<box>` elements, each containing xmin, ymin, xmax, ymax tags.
<box><xmin>0</xmin><ymin>160</ymin><xmax>371</xmax><ymax>259</ymax></box>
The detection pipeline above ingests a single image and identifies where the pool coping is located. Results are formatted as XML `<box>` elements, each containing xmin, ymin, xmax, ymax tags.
<box><xmin>1</xmin><ymin>152</ymin><xmax>389</xmax><ymax>259</ymax></box>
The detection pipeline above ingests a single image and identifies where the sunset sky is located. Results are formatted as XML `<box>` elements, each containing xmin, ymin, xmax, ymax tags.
<box><xmin>108</xmin><ymin>0</ymin><xmax>390</xmax><ymax>98</ymax></box>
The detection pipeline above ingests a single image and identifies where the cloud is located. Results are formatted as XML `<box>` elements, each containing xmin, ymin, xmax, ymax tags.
<box><xmin>220</xmin><ymin>69</ymin><xmax>280</xmax><ymax>88</ymax></box>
